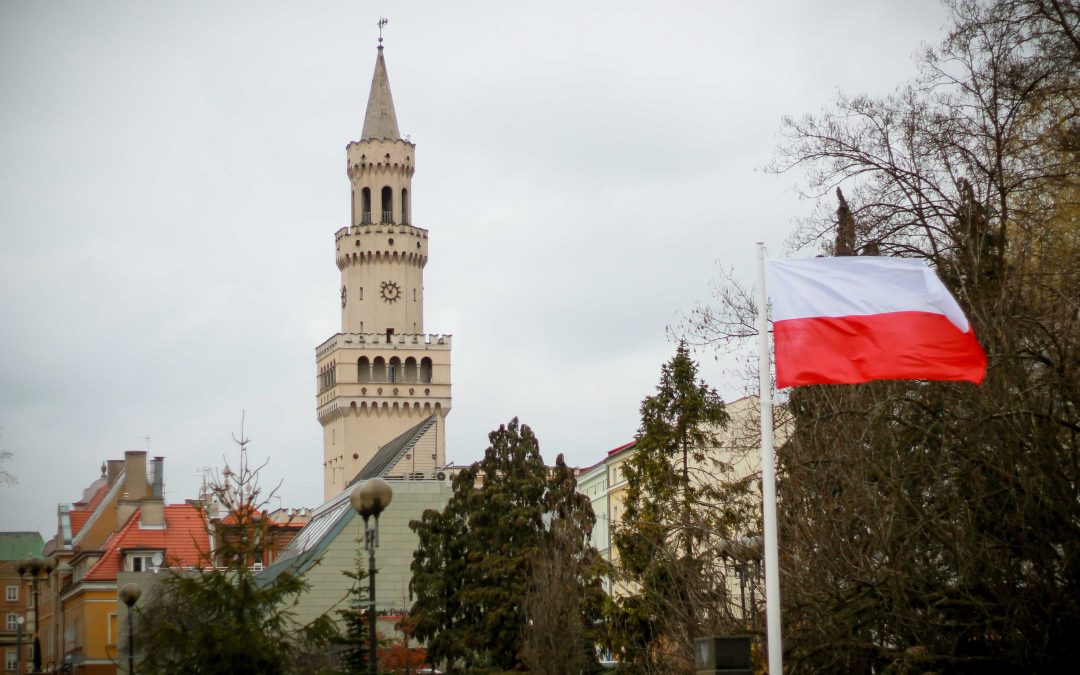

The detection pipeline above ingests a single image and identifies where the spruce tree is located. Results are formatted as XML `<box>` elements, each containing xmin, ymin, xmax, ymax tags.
<box><xmin>609</xmin><ymin>343</ymin><xmax>756</xmax><ymax>672</ymax></box>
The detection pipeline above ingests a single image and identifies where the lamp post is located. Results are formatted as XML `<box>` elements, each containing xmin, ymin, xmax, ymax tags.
<box><xmin>350</xmin><ymin>478</ymin><xmax>393</xmax><ymax>675</ymax></box>
<box><xmin>17</xmin><ymin>555</ymin><xmax>56</xmax><ymax>673</ymax></box>
<box><xmin>119</xmin><ymin>583</ymin><xmax>142</xmax><ymax>675</ymax></box>
<box><xmin>15</xmin><ymin>615</ymin><xmax>24</xmax><ymax>674</ymax></box>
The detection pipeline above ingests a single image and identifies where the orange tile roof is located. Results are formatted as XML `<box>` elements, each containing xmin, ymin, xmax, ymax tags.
<box><xmin>69</xmin><ymin>511</ymin><xmax>92</xmax><ymax>537</ymax></box>
<box><xmin>84</xmin><ymin>505</ymin><xmax>211</xmax><ymax>582</ymax></box>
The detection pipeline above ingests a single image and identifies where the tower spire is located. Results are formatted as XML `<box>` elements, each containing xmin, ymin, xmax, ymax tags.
<box><xmin>361</xmin><ymin>19</ymin><xmax>401</xmax><ymax>141</ymax></box>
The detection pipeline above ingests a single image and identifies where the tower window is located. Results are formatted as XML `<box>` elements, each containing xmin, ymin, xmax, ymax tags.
<box><xmin>372</xmin><ymin>357</ymin><xmax>386</xmax><ymax>382</ymax></box>
<box><xmin>361</xmin><ymin>188</ymin><xmax>372</xmax><ymax>224</ymax></box>
<box><xmin>381</xmin><ymin>186</ymin><xmax>393</xmax><ymax>223</ymax></box>
<box><xmin>401</xmin><ymin>188</ymin><xmax>409</xmax><ymax>225</ymax></box>
<box><xmin>420</xmin><ymin>357</ymin><xmax>433</xmax><ymax>384</ymax></box>
<box><xmin>358</xmin><ymin>357</ymin><xmax>370</xmax><ymax>383</ymax></box>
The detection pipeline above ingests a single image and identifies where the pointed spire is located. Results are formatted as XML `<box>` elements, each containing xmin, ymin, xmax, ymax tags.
<box><xmin>361</xmin><ymin>37</ymin><xmax>401</xmax><ymax>141</ymax></box>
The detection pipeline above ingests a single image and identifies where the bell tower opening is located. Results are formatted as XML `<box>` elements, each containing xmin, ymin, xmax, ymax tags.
<box><xmin>361</xmin><ymin>187</ymin><xmax>372</xmax><ymax>224</ymax></box>
<box><xmin>381</xmin><ymin>186</ymin><xmax>393</xmax><ymax>223</ymax></box>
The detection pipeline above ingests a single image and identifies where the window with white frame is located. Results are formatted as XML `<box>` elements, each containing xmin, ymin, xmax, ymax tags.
<box><xmin>6</xmin><ymin>647</ymin><xmax>17</xmax><ymax>672</ymax></box>
<box><xmin>126</xmin><ymin>551</ymin><xmax>161</xmax><ymax>572</ymax></box>
<box><xmin>5</xmin><ymin>585</ymin><xmax>16</xmax><ymax>602</ymax></box>
<box><xmin>5</xmin><ymin>612</ymin><xmax>18</xmax><ymax>631</ymax></box>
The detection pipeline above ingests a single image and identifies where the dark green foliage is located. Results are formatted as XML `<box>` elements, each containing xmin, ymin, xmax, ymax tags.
<box><xmin>409</xmin><ymin>418</ymin><xmax>604</xmax><ymax>673</ymax></box>
<box><xmin>333</xmin><ymin>565</ymin><xmax>370</xmax><ymax>673</ymax></box>
<box><xmin>134</xmin><ymin>565</ymin><xmax>334</xmax><ymax>675</ymax></box>
<box><xmin>609</xmin><ymin>344</ymin><xmax>758</xmax><ymax>672</ymax></box>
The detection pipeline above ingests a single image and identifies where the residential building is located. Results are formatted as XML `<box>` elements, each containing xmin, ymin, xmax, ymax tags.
<box><xmin>35</xmin><ymin>452</ymin><xmax>210</xmax><ymax>674</ymax></box>
<box><xmin>1</xmin><ymin>532</ymin><xmax>44</xmax><ymax>673</ymax></box>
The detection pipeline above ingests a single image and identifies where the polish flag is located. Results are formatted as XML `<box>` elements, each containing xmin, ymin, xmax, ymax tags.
<box><xmin>769</xmin><ymin>257</ymin><xmax>986</xmax><ymax>388</ymax></box>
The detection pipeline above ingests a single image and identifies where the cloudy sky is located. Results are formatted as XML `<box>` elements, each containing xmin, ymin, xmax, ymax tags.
<box><xmin>0</xmin><ymin>0</ymin><xmax>948</xmax><ymax>537</ymax></box>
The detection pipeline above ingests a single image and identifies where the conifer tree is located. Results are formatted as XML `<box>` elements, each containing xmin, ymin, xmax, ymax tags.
<box><xmin>409</xmin><ymin>418</ymin><xmax>603</xmax><ymax>672</ymax></box>
<box><xmin>609</xmin><ymin>343</ymin><xmax>757</xmax><ymax>673</ymax></box>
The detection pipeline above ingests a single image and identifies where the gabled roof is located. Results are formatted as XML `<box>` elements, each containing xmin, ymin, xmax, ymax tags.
<box><xmin>360</xmin><ymin>44</ymin><xmax>401</xmax><ymax>140</ymax></box>
<box><xmin>83</xmin><ymin>505</ymin><xmax>210</xmax><ymax>582</ymax></box>
<box><xmin>345</xmin><ymin>415</ymin><xmax>435</xmax><ymax>487</ymax></box>
<box><xmin>0</xmin><ymin>532</ymin><xmax>44</xmax><ymax>561</ymax></box>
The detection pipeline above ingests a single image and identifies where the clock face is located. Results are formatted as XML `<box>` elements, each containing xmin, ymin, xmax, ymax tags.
<box><xmin>380</xmin><ymin>280</ymin><xmax>402</xmax><ymax>303</ymax></box>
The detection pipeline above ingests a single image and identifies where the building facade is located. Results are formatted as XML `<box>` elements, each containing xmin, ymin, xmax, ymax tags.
<box><xmin>316</xmin><ymin>37</ymin><xmax>452</xmax><ymax>499</ymax></box>
<box><xmin>1</xmin><ymin>532</ymin><xmax>44</xmax><ymax>674</ymax></box>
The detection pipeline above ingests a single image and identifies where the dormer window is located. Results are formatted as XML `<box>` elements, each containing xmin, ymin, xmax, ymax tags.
<box><xmin>126</xmin><ymin>550</ymin><xmax>164</xmax><ymax>572</ymax></box>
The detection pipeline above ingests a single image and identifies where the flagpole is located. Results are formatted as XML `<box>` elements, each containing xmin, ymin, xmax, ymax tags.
<box><xmin>756</xmin><ymin>241</ymin><xmax>783</xmax><ymax>675</ymax></box>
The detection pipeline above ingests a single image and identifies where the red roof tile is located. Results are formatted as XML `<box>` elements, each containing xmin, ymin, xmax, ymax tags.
<box><xmin>84</xmin><ymin>505</ymin><xmax>211</xmax><ymax>582</ymax></box>
<box><xmin>69</xmin><ymin>511</ymin><xmax>93</xmax><ymax>537</ymax></box>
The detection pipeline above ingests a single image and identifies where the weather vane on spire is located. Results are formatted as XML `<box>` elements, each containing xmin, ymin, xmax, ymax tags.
<box><xmin>378</xmin><ymin>17</ymin><xmax>388</xmax><ymax>45</ymax></box>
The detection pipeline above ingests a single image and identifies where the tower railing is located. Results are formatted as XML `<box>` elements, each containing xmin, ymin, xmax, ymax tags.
<box><xmin>381</xmin><ymin>210</ymin><xmax>393</xmax><ymax>224</ymax></box>
<box><xmin>361</xmin><ymin>211</ymin><xmax>372</xmax><ymax>224</ymax></box>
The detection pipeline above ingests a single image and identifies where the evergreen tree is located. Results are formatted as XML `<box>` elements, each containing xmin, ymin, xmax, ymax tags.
<box><xmin>409</xmin><ymin>418</ymin><xmax>603</xmax><ymax>673</ymax></box>
<box><xmin>333</xmin><ymin>565</ymin><xmax>370</xmax><ymax>673</ymax></box>
<box><xmin>609</xmin><ymin>343</ymin><xmax>757</xmax><ymax>673</ymax></box>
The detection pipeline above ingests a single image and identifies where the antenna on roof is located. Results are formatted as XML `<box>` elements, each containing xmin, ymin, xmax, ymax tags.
<box><xmin>378</xmin><ymin>17</ymin><xmax>388</xmax><ymax>46</ymax></box>
<box><xmin>142</xmin><ymin>435</ymin><xmax>150</xmax><ymax>452</ymax></box>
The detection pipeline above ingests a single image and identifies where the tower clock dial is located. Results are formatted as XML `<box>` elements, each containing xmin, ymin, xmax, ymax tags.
<box><xmin>380</xmin><ymin>280</ymin><xmax>401</xmax><ymax>303</ymax></box>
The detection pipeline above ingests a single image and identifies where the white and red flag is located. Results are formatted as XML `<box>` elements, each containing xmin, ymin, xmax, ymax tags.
<box><xmin>768</xmin><ymin>256</ymin><xmax>987</xmax><ymax>388</ymax></box>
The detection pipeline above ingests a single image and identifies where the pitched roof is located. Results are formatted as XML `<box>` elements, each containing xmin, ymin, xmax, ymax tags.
<box><xmin>360</xmin><ymin>45</ymin><xmax>401</xmax><ymax>140</ymax></box>
<box><xmin>346</xmin><ymin>415</ymin><xmax>435</xmax><ymax>487</ymax></box>
<box><xmin>0</xmin><ymin>532</ymin><xmax>44</xmax><ymax>560</ymax></box>
<box><xmin>83</xmin><ymin>505</ymin><xmax>210</xmax><ymax>581</ymax></box>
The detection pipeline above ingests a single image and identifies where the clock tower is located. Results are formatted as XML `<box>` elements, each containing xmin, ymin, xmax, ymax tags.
<box><xmin>316</xmin><ymin>37</ymin><xmax>452</xmax><ymax>498</ymax></box>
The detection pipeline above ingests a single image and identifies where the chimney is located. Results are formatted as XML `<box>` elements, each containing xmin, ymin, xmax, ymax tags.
<box><xmin>122</xmin><ymin>451</ymin><xmax>149</xmax><ymax>501</ymax></box>
<box><xmin>139</xmin><ymin>456</ymin><xmax>167</xmax><ymax>528</ymax></box>
<box><xmin>151</xmin><ymin>457</ymin><xmax>164</xmax><ymax>498</ymax></box>
<box><xmin>106</xmin><ymin>459</ymin><xmax>124</xmax><ymax>486</ymax></box>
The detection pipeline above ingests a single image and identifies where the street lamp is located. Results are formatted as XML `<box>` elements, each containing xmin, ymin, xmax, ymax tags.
<box><xmin>119</xmin><ymin>583</ymin><xmax>142</xmax><ymax>675</ymax></box>
<box><xmin>17</xmin><ymin>555</ymin><xmax>56</xmax><ymax>673</ymax></box>
<box><xmin>350</xmin><ymin>478</ymin><xmax>393</xmax><ymax>675</ymax></box>
<box><xmin>15</xmin><ymin>616</ymin><xmax>24</xmax><ymax>674</ymax></box>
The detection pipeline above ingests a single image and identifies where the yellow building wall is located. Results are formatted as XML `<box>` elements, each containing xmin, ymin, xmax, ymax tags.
<box><xmin>63</xmin><ymin>588</ymin><xmax>120</xmax><ymax>674</ymax></box>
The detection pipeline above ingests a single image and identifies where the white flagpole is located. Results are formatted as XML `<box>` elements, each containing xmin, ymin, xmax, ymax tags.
<box><xmin>756</xmin><ymin>241</ymin><xmax>783</xmax><ymax>675</ymax></box>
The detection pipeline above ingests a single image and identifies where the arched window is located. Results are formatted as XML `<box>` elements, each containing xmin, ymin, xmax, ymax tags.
<box><xmin>361</xmin><ymin>188</ymin><xmax>372</xmax><ymax>224</ymax></box>
<box><xmin>404</xmin><ymin>357</ymin><xmax>417</xmax><ymax>383</ymax></box>
<box><xmin>381</xmin><ymin>186</ymin><xmax>393</xmax><ymax>223</ymax></box>
<box><xmin>358</xmin><ymin>357</ymin><xmax>370</xmax><ymax>383</ymax></box>
<box><xmin>372</xmin><ymin>357</ymin><xmax>386</xmax><ymax>382</ymax></box>
<box><xmin>388</xmin><ymin>357</ymin><xmax>401</xmax><ymax>383</ymax></box>
<box><xmin>401</xmin><ymin>188</ymin><xmax>409</xmax><ymax>224</ymax></box>
<box><xmin>420</xmin><ymin>357</ymin><xmax>433</xmax><ymax>384</ymax></box>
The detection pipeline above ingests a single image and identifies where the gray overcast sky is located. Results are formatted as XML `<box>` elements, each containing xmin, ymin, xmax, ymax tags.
<box><xmin>1</xmin><ymin>0</ymin><xmax>948</xmax><ymax>536</ymax></box>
